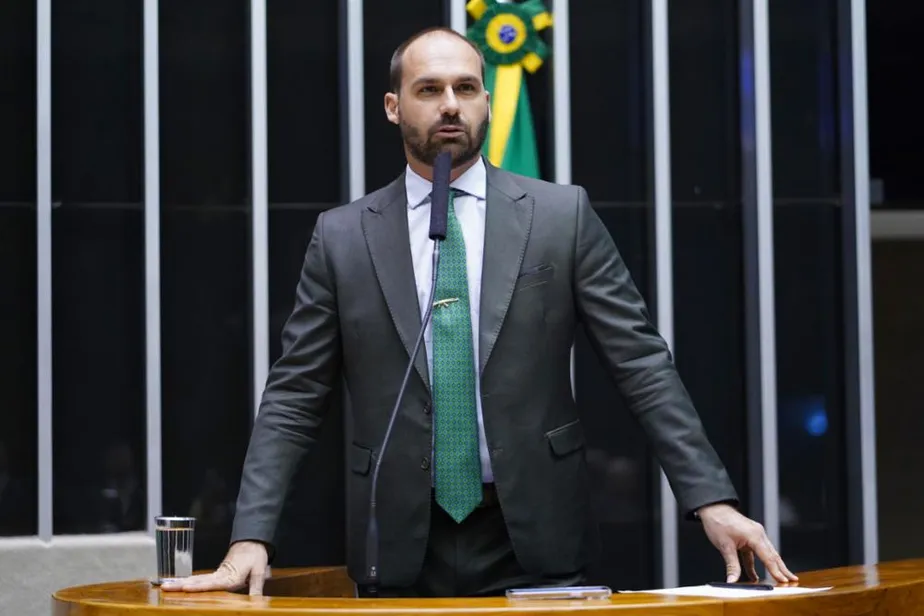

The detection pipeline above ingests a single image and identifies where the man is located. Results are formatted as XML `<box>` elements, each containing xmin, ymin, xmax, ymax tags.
<box><xmin>163</xmin><ymin>27</ymin><xmax>797</xmax><ymax>598</ymax></box>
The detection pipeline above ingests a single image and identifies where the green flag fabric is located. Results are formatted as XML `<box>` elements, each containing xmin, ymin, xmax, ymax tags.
<box><xmin>467</xmin><ymin>0</ymin><xmax>552</xmax><ymax>179</ymax></box>
<box><xmin>482</xmin><ymin>62</ymin><xmax>540</xmax><ymax>178</ymax></box>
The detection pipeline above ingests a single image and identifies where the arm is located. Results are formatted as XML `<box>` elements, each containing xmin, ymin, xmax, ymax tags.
<box><xmin>571</xmin><ymin>187</ymin><xmax>738</xmax><ymax>517</ymax></box>
<box><xmin>230</xmin><ymin>211</ymin><xmax>342</xmax><ymax>549</ymax></box>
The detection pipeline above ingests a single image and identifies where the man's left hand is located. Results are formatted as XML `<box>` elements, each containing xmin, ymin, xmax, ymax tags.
<box><xmin>697</xmin><ymin>503</ymin><xmax>799</xmax><ymax>584</ymax></box>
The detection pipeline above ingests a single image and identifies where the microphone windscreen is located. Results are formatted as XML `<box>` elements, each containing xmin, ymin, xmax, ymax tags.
<box><xmin>429</xmin><ymin>151</ymin><xmax>452</xmax><ymax>240</ymax></box>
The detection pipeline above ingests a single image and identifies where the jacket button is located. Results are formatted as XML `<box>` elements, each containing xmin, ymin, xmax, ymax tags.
<box><xmin>421</xmin><ymin>457</ymin><xmax>430</xmax><ymax>471</ymax></box>
<box><xmin>423</xmin><ymin>404</ymin><xmax>431</xmax><ymax>415</ymax></box>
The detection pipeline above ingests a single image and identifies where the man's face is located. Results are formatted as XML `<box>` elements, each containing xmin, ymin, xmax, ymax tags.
<box><xmin>385</xmin><ymin>33</ymin><xmax>490</xmax><ymax>167</ymax></box>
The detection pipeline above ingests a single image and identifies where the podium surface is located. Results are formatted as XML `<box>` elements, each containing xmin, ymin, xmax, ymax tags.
<box><xmin>53</xmin><ymin>558</ymin><xmax>924</xmax><ymax>615</ymax></box>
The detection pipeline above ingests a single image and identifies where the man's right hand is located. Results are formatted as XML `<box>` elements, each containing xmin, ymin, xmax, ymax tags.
<box><xmin>160</xmin><ymin>541</ymin><xmax>270</xmax><ymax>596</ymax></box>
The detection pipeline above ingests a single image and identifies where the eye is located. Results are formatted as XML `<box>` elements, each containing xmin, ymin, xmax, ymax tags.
<box><xmin>456</xmin><ymin>83</ymin><xmax>476</xmax><ymax>93</ymax></box>
<box><xmin>419</xmin><ymin>85</ymin><xmax>439</xmax><ymax>94</ymax></box>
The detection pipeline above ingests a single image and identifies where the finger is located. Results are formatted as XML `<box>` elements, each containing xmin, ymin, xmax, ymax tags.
<box><xmin>161</xmin><ymin>573</ymin><xmax>218</xmax><ymax>590</ymax></box>
<box><xmin>188</xmin><ymin>573</ymin><xmax>238</xmax><ymax>591</ymax></box>
<box><xmin>163</xmin><ymin>573</ymin><xmax>225</xmax><ymax>592</ymax></box>
<box><xmin>249</xmin><ymin>566</ymin><xmax>265</xmax><ymax>596</ymax></box>
<box><xmin>742</xmin><ymin>549</ymin><xmax>759</xmax><ymax>582</ymax></box>
<box><xmin>719</xmin><ymin>542</ymin><xmax>741</xmax><ymax>583</ymax></box>
<box><xmin>768</xmin><ymin>562</ymin><xmax>789</xmax><ymax>583</ymax></box>
<box><xmin>776</xmin><ymin>554</ymin><xmax>799</xmax><ymax>582</ymax></box>
<box><xmin>753</xmin><ymin>535</ymin><xmax>790</xmax><ymax>583</ymax></box>
<box><xmin>180</xmin><ymin>562</ymin><xmax>245</xmax><ymax>593</ymax></box>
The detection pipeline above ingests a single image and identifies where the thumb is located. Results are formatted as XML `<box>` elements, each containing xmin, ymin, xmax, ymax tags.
<box><xmin>249</xmin><ymin>566</ymin><xmax>265</xmax><ymax>596</ymax></box>
<box><xmin>721</xmin><ymin>543</ymin><xmax>741</xmax><ymax>583</ymax></box>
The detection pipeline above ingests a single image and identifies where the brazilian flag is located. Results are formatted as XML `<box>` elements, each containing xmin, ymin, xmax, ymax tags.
<box><xmin>466</xmin><ymin>0</ymin><xmax>552</xmax><ymax>179</ymax></box>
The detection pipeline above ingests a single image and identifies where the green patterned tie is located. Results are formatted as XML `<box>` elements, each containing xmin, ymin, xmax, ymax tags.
<box><xmin>432</xmin><ymin>188</ymin><xmax>483</xmax><ymax>523</ymax></box>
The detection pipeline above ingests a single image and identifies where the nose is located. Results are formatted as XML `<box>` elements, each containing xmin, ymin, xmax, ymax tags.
<box><xmin>439</xmin><ymin>86</ymin><xmax>460</xmax><ymax>115</ymax></box>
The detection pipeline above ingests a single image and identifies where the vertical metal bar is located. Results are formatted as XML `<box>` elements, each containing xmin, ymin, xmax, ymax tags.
<box><xmin>449</xmin><ymin>0</ymin><xmax>466</xmax><ymax>33</ymax></box>
<box><xmin>739</xmin><ymin>0</ymin><xmax>779</xmax><ymax>548</ymax></box>
<box><xmin>753</xmin><ymin>0</ymin><xmax>780</xmax><ymax>552</ymax></box>
<box><xmin>347</xmin><ymin>0</ymin><xmax>364</xmax><ymax>201</ymax></box>
<box><xmin>552</xmin><ymin>0</ymin><xmax>577</xmax><ymax>398</ymax></box>
<box><xmin>251</xmin><ymin>0</ymin><xmax>269</xmax><ymax>417</ymax></box>
<box><xmin>36</xmin><ymin>0</ymin><xmax>53</xmax><ymax>542</ymax></box>
<box><xmin>838</xmin><ymin>0</ymin><xmax>877</xmax><ymax>565</ymax></box>
<box><xmin>651</xmin><ymin>0</ymin><xmax>678</xmax><ymax>589</ymax></box>
<box><xmin>851</xmin><ymin>0</ymin><xmax>877</xmax><ymax>567</ymax></box>
<box><xmin>550</xmin><ymin>0</ymin><xmax>575</xmax><ymax>399</ymax></box>
<box><xmin>338</xmin><ymin>0</ymin><xmax>350</xmax><ymax>203</ymax></box>
<box><xmin>552</xmin><ymin>0</ymin><xmax>570</xmax><ymax>187</ymax></box>
<box><xmin>144</xmin><ymin>0</ymin><xmax>163</xmax><ymax>531</ymax></box>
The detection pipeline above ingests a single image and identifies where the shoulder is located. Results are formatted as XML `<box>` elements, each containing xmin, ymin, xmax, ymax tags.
<box><xmin>316</xmin><ymin>176</ymin><xmax>405</xmax><ymax>231</ymax></box>
<box><xmin>490</xmin><ymin>167</ymin><xmax>589</xmax><ymax>210</ymax></box>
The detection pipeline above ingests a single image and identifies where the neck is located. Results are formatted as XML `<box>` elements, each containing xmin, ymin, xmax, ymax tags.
<box><xmin>406</xmin><ymin>153</ymin><xmax>479</xmax><ymax>183</ymax></box>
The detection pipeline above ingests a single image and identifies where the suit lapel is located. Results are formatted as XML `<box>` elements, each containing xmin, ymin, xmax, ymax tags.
<box><xmin>362</xmin><ymin>175</ymin><xmax>431</xmax><ymax>392</ymax></box>
<box><xmin>479</xmin><ymin>165</ymin><xmax>533</xmax><ymax>374</ymax></box>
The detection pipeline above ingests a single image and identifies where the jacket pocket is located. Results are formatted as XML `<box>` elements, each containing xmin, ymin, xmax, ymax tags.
<box><xmin>515</xmin><ymin>264</ymin><xmax>554</xmax><ymax>291</ymax></box>
<box><xmin>545</xmin><ymin>419</ymin><xmax>585</xmax><ymax>458</ymax></box>
<box><xmin>350</xmin><ymin>443</ymin><xmax>373</xmax><ymax>475</ymax></box>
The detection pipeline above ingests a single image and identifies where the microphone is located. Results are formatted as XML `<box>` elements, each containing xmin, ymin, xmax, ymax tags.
<box><xmin>363</xmin><ymin>150</ymin><xmax>452</xmax><ymax>595</ymax></box>
<box><xmin>428</xmin><ymin>151</ymin><xmax>451</xmax><ymax>240</ymax></box>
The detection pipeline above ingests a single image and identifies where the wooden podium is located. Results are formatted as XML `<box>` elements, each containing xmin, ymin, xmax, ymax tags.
<box><xmin>53</xmin><ymin>558</ymin><xmax>924</xmax><ymax>615</ymax></box>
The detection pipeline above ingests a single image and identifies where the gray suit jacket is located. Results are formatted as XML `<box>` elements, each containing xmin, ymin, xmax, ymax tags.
<box><xmin>230</xmin><ymin>162</ymin><xmax>738</xmax><ymax>587</ymax></box>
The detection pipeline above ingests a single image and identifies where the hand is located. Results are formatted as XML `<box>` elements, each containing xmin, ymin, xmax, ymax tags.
<box><xmin>697</xmin><ymin>503</ymin><xmax>799</xmax><ymax>584</ymax></box>
<box><xmin>160</xmin><ymin>541</ymin><xmax>270</xmax><ymax>596</ymax></box>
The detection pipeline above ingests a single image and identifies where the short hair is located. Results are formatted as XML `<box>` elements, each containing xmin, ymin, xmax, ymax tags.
<box><xmin>389</xmin><ymin>27</ymin><xmax>486</xmax><ymax>93</ymax></box>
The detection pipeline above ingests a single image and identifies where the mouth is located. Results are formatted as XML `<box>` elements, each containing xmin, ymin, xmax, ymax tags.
<box><xmin>434</xmin><ymin>126</ymin><xmax>465</xmax><ymax>137</ymax></box>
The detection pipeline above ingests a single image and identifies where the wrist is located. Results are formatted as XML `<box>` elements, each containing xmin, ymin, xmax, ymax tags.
<box><xmin>695</xmin><ymin>501</ymin><xmax>736</xmax><ymax>521</ymax></box>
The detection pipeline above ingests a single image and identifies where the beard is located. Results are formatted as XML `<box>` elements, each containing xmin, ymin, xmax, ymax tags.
<box><xmin>400</xmin><ymin>113</ymin><xmax>489</xmax><ymax>167</ymax></box>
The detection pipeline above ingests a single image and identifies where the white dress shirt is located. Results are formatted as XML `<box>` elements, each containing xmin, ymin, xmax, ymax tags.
<box><xmin>405</xmin><ymin>157</ymin><xmax>494</xmax><ymax>484</ymax></box>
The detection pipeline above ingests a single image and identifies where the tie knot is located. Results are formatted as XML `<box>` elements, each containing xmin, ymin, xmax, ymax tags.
<box><xmin>426</xmin><ymin>187</ymin><xmax>464</xmax><ymax>206</ymax></box>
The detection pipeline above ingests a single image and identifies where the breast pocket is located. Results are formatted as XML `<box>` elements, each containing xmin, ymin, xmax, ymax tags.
<box><xmin>514</xmin><ymin>263</ymin><xmax>554</xmax><ymax>292</ymax></box>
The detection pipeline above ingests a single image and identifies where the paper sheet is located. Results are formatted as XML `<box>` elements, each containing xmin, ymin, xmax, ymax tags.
<box><xmin>621</xmin><ymin>585</ymin><xmax>832</xmax><ymax>598</ymax></box>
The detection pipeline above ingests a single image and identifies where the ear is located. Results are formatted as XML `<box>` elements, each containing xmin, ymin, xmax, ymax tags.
<box><xmin>384</xmin><ymin>92</ymin><xmax>400</xmax><ymax>125</ymax></box>
<box><xmin>485</xmin><ymin>90</ymin><xmax>492</xmax><ymax>122</ymax></box>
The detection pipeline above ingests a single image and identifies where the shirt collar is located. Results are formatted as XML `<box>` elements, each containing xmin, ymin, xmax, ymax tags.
<box><xmin>405</xmin><ymin>156</ymin><xmax>487</xmax><ymax>209</ymax></box>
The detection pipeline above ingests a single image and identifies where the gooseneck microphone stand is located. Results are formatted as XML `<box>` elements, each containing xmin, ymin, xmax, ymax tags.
<box><xmin>363</xmin><ymin>151</ymin><xmax>452</xmax><ymax>597</ymax></box>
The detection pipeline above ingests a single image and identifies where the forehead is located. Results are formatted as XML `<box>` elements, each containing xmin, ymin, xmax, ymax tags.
<box><xmin>402</xmin><ymin>33</ymin><xmax>481</xmax><ymax>83</ymax></box>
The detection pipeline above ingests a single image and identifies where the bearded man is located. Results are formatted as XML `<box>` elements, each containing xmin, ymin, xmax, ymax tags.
<box><xmin>163</xmin><ymin>26</ymin><xmax>797</xmax><ymax>599</ymax></box>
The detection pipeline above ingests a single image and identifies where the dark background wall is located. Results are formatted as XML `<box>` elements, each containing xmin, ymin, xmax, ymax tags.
<box><xmin>866</xmin><ymin>1</ymin><xmax>924</xmax><ymax>563</ymax></box>
<box><xmin>872</xmin><ymin>240</ymin><xmax>924</xmax><ymax>561</ymax></box>
<box><xmin>867</xmin><ymin>3</ymin><xmax>924</xmax><ymax>208</ymax></box>
<box><xmin>0</xmin><ymin>0</ymin><xmax>916</xmax><ymax>592</ymax></box>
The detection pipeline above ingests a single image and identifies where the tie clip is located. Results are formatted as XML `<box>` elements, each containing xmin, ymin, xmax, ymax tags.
<box><xmin>433</xmin><ymin>298</ymin><xmax>459</xmax><ymax>309</ymax></box>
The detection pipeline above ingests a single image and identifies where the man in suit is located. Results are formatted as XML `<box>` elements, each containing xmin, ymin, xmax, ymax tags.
<box><xmin>163</xmin><ymin>26</ymin><xmax>797</xmax><ymax>597</ymax></box>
